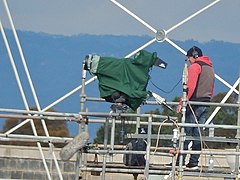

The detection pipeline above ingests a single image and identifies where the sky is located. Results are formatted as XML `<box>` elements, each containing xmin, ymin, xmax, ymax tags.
<box><xmin>0</xmin><ymin>0</ymin><xmax>240</xmax><ymax>43</ymax></box>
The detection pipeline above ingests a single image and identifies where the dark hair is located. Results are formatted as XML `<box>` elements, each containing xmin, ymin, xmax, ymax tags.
<box><xmin>186</xmin><ymin>46</ymin><xmax>203</xmax><ymax>58</ymax></box>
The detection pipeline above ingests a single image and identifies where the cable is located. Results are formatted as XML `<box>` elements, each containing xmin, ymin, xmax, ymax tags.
<box><xmin>188</xmin><ymin>103</ymin><xmax>223</xmax><ymax>174</ymax></box>
<box><xmin>150</xmin><ymin>117</ymin><xmax>180</xmax><ymax>179</ymax></box>
<box><xmin>150</xmin><ymin>78</ymin><xmax>182</xmax><ymax>94</ymax></box>
<box><xmin>153</xmin><ymin>117</ymin><xmax>180</xmax><ymax>154</ymax></box>
<box><xmin>187</xmin><ymin>101</ymin><xmax>205</xmax><ymax>176</ymax></box>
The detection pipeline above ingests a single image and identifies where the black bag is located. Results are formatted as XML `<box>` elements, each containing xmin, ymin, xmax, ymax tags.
<box><xmin>123</xmin><ymin>139</ymin><xmax>147</xmax><ymax>166</ymax></box>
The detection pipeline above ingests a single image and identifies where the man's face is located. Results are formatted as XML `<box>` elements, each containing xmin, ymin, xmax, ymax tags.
<box><xmin>187</xmin><ymin>56</ymin><xmax>196</xmax><ymax>64</ymax></box>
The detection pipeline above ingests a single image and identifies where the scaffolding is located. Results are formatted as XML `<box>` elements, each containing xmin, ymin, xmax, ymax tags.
<box><xmin>0</xmin><ymin>74</ymin><xmax>239</xmax><ymax>180</ymax></box>
<box><xmin>0</xmin><ymin>0</ymin><xmax>240</xmax><ymax>180</ymax></box>
<box><xmin>73</xmin><ymin>57</ymin><xmax>240</xmax><ymax>180</ymax></box>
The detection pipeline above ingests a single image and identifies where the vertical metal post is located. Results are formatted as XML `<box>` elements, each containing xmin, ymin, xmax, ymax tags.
<box><xmin>178</xmin><ymin>63</ymin><xmax>188</xmax><ymax>180</ymax></box>
<box><xmin>234</xmin><ymin>144</ymin><xmax>240</xmax><ymax>180</ymax></box>
<box><xmin>75</xmin><ymin>60</ymin><xmax>87</xmax><ymax>180</ymax></box>
<box><xmin>119</xmin><ymin>117</ymin><xmax>125</xmax><ymax>144</ymax></box>
<box><xmin>110</xmin><ymin>110</ymin><xmax>116</xmax><ymax>161</ymax></box>
<box><xmin>236</xmin><ymin>76</ymin><xmax>240</xmax><ymax>138</ymax></box>
<box><xmin>80</xmin><ymin>60</ymin><xmax>88</xmax><ymax>134</ymax></box>
<box><xmin>209</xmin><ymin>123</ymin><xmax>214</xmax><ymax>137</ymax></box>
<box><xmin>144</xmin><ymin>115</ymin><xmax>152</xmax><ymax>179</ymax></box>
<box><xmin>170</xmin><ymin>128</ymin><xmax>179</xmax><ymax>179</ymax></box>
<box><xmin>136</xmin><ymin>107</ymin><xmax>141</xmax><ymax>133</ymax></box>
<box><xmin>234</xmin><ymin>76</ymin><xmax>240</xmax><ymax>179</ymax></box>
<box><xmin>101</xmin><ymin>117</ymin><xmax>109</xmax><ymax>180</ymax></box>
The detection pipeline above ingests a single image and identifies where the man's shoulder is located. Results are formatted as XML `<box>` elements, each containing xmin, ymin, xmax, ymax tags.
<box><xmin>195</xmin><ymin>60</ymin><xmax>208</xmax><ymax>66</ymax></box>
<box><xmin>196</xmin><ymin>56</ymin><xmax>213</xmax><ymax>67</ymax></box>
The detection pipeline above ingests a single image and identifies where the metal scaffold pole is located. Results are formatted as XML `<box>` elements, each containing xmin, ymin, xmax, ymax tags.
<box><xmin>234</xmin><ymin>76</ymin><xmax>240</xmax><ymax>179</ymax></box>
<box><xmin>144</xmin><ymin>115</ymin><xmax>152</xmax><ymax>179</ymax></box>
<box><xmin>178</xmin><ymin>63</ymin><xmax>188</xmax><ymax>180</ymax></box>
<box><xmin>236</xmin><ymin>77</ymin><xmax>240</xmax><ymax>139</ymax></box>
<box><xmin>75</xmin><ymin>60</ymin><xmax>88</xmax><ymax>180</ymax></box>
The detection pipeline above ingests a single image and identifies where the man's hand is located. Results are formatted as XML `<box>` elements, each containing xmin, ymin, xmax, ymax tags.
<box><xmin>176</xmin><ymin>104</ymin><xmax>182</xmax><ymax>113</ymax></box>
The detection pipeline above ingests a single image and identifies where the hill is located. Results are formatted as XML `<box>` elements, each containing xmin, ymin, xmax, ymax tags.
<box><xmin>0</xmin><ymin>30</ymin><xmax>239</xmax><ymax>140</ymax></box>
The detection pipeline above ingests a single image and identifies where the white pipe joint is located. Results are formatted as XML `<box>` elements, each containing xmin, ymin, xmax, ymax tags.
<box><xmin>155</xmin><ymin>28</ymin><xmax>166</xmax><ymax>42</ymax></box>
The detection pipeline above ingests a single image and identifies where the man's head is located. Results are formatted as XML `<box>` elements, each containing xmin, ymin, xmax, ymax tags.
<box><xmin>186</xmin><ymin>46</ymin><xmax>203</xmax><ymax>59</ymax></box>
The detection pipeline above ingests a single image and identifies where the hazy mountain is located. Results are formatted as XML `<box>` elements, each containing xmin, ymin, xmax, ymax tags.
<box><xmin>0</xmin><ymin>30</ymin><xmax>239</xmax><ymax>140</ymax></box>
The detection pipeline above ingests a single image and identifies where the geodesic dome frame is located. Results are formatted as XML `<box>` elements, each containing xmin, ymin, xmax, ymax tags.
<box><xmin>0</xmin><ymin>0</ymin><xmax>239</xmax><ymax>179</ymax></box>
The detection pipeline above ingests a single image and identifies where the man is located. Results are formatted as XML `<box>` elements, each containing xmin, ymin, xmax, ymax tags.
<box><xmin>176</xmin><ymin>46</ymin><xmax>215</xmax><ymax>169</ymax></box>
